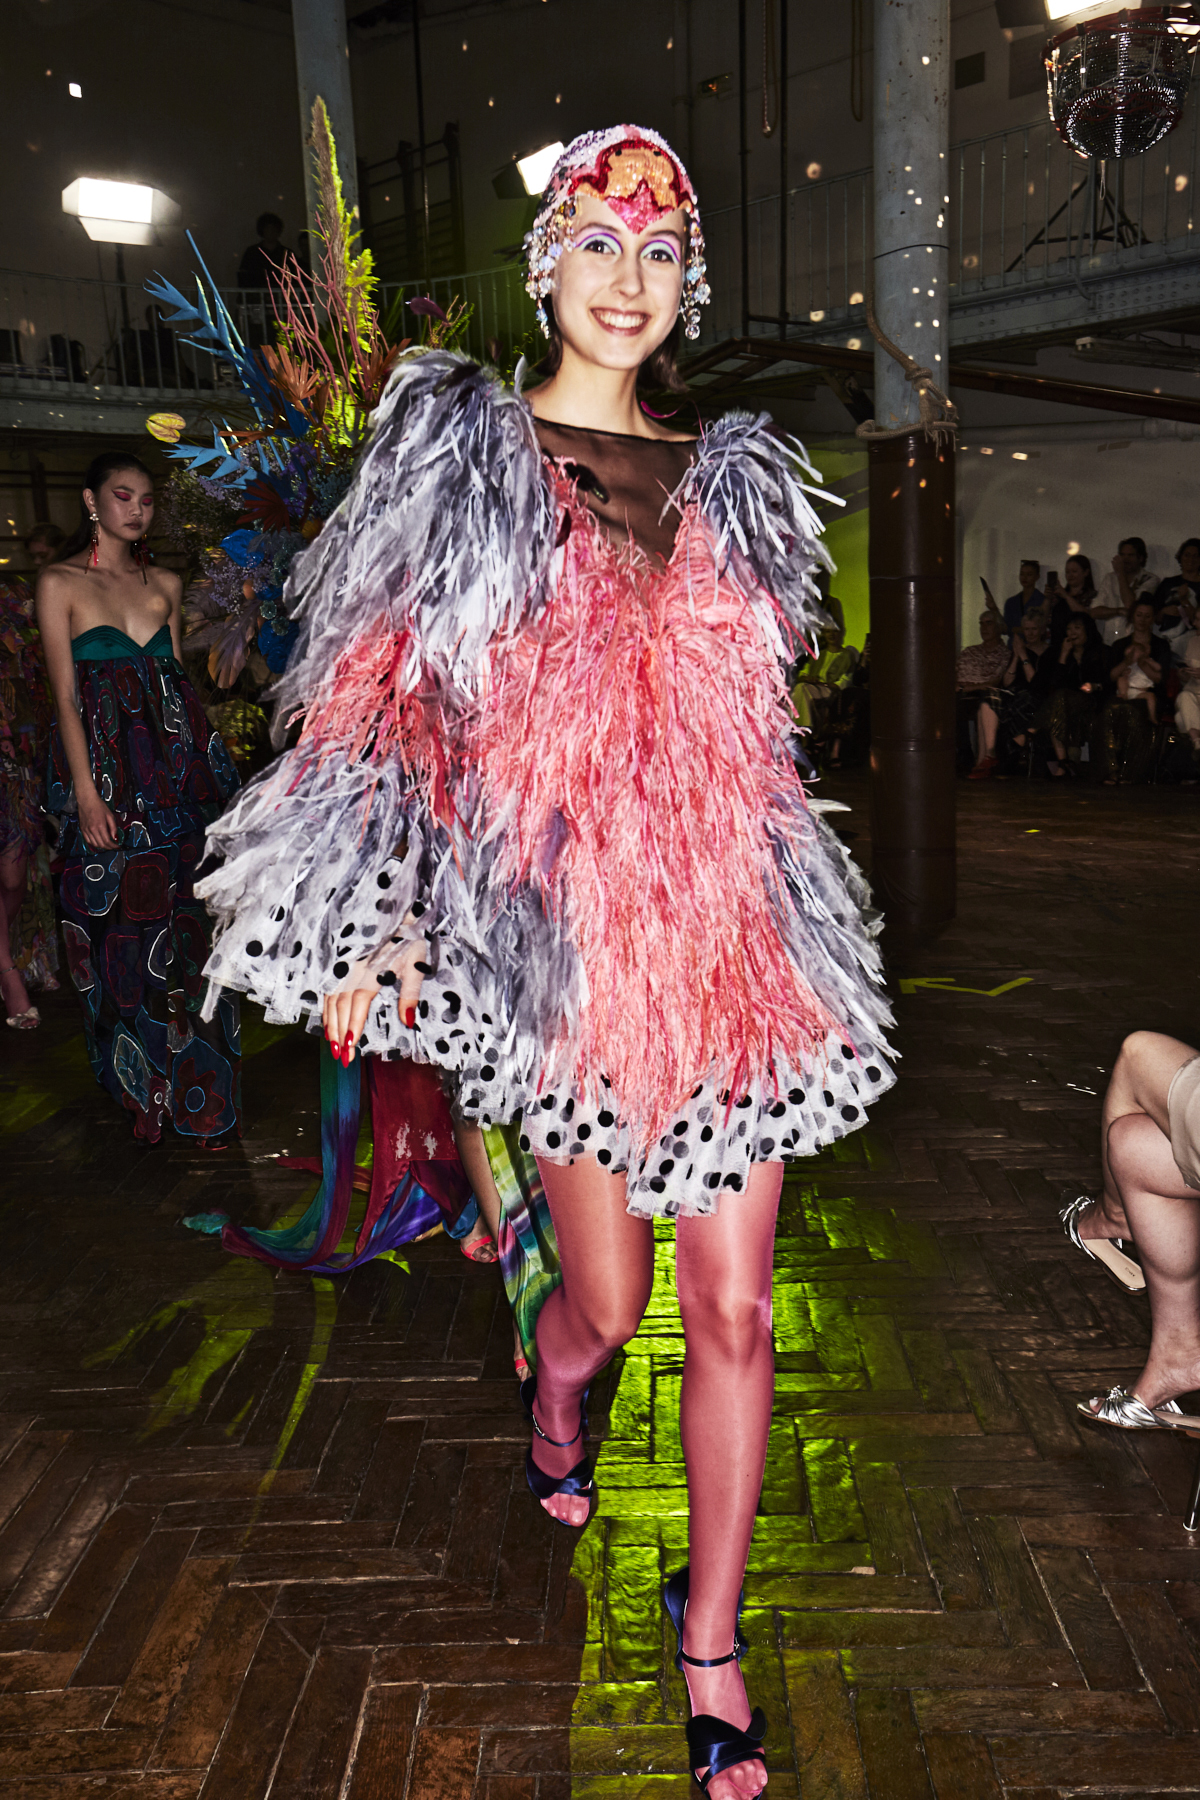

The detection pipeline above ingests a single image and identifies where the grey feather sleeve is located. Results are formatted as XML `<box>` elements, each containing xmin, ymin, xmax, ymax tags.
<box><xmin>198</xmin><ymin>352</ymin><xmax>560</xmax><ymax>1050</ymax></box>
<box><xmin>680</xmin><ymin>411</ymin><xmax>839</xmax><ymax>654</ymax></box>
<box><xmin>271</xmin><ymin>350</ymin><xmax>556</xmax><ymax>738</ymax></box>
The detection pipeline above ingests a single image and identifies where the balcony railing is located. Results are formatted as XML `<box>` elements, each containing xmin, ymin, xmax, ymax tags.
<box><xmin>699</xmin><ymin>108</ymin><xmax>1200</xmax><ymax>343</ymax></box>
<box><xmin>0</xmin><ymin>263</ymin><xmax>535</xmax><ymax>406</ymax></box>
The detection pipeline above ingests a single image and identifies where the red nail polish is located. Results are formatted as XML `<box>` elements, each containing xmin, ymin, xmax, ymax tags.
<box><xmin>405</xmin><ymin>1005</ymin><xmax>416</xmax><ymax>1029</ymax></box>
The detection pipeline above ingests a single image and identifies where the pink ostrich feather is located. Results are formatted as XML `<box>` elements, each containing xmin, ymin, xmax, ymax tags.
<box><xmin>475</xmin><ymin>495</ymin><xmax>840</xmax><ymax>1150</ymax></box>
<box><xmin>300</xmin><ymin>619</ymin><xmax>459</xmax><ymax>826</ymax></box>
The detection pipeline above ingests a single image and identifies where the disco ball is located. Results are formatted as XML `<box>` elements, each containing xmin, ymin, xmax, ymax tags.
<box><xmin>1046</xmin><ymin>7</ymin><xmax>1199</xmax><ymax>160</ymax></box>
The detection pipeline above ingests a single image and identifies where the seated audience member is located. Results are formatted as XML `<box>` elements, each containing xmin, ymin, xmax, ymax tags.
<box><xmin>1064</xmin><ymin>1031</ymin><xmax>1200</xmax><ymax>1433</ymax></box>
<box><xmin>1152</xmin><ymin>538</ymin><xmax>1200</xmax><ymax>646</ymax></box>
<box><xmin>965</xmin><ymin>613</ymin><xmax>1053</xmax><ymax>781</ymax></box>
<box><xmin>998</xmin><ymin>612</ymin><xmax>1055</xmax><ymax>771</ymax></box>
<box><xmin>825</xmin><ymin>633</ymin><xmax>871</xmax><ymax>770</ymax></box>
<box><xmin>1172</xmin><ymin>613</ymin><xmax>1200</xmax><ymax>760</ymax></box>
<box><xmin>1045</xmin><ymin>554</ymin><xmax>1096</xmax><ymax>645</ymax></box>
<box><xmin>792</xmin><ymin>616</ymin><xmax>858</xmax><ymax>756</ymax></box>
<box><xmin>956</xmin><ymin>611</ymin><xmax>1010</xmax><ymax>777</ymax></box>
<box><xmin>1039</xmin><ymin>612</ymin><xmax>1106</xmax><ymax>777</ymax></box>
<box><xmin>1092</xmin><ymin>536</ymin><xmax>1160</xmax><ymax>645</ymax></box>
<box><xmin>1092</xmin><ymin>599</ymin><xmax>1171</xmax><ymax>784</ymax></box>
<box><xmin>982</xmin><ymin>561</ymin><xmax>1044</xmax><ymax>638</ymax></box>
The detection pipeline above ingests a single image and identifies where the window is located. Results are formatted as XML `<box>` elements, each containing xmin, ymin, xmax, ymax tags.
<box><xmin>955</xmin><ymin>52</ymin><xmax>986</xmax><ymax>90</ymax></box>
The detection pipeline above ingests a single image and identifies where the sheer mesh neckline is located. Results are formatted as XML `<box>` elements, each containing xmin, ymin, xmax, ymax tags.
<box><xmin>533</xmin><ymin>415</ymin><xmax>698</xmax><ymax>446</ymax></box>
<box><xmin>534</xmin><ymin>417</ymin><xmax>698</xmax><ymax>563</ymax></box>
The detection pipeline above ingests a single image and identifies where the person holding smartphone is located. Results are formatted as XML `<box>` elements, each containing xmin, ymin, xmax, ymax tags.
<box><xmin>980</xmin><ymin>561</ymin><xmax>1044</xmax><ymax>639</ymax></box>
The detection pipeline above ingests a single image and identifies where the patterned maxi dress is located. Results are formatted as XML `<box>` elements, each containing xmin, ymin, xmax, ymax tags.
<box><xmin>48</xmin><ymin>624</ymin><xmax>241</xmax><ymax>1141</ymax></box>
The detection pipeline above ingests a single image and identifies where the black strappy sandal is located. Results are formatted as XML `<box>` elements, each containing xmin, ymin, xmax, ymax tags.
<box><xmin>524</xmin><ymin>1377</ymin><xmax>596</xmax><ymax>1528</ymax></box>
<box><xmin>663</xmin><ymin>1565</ymin><xmax>767</xmax><ymax>1796</ymax></box>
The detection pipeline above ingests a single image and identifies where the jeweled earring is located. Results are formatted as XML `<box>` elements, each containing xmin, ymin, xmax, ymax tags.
<box><xmin>133</xmin><ymin>537</ymin><xmax>150</xmax><ymax>584</ymax></box>
<box><xmin>89</xmin><ymin>510</ymin><xmax>100</xmax><ymax>569</ymax></box>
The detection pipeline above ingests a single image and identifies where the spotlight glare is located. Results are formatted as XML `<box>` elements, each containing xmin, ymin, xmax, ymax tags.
<box><xmin>62</xmin><ymin>176</ymin><xmax>163</xmax><ymax>244</ymax></box>
<box><xmin>517</xmin><ymin>142</ymin><xmax>566</xmax><ymax>195</ymax></box>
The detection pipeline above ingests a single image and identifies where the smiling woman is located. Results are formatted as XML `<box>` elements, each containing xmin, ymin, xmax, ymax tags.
<box><xmin>197</xmin><ymin>125</ymin><xmax>894</xmax><ymax>1800</ymax></box>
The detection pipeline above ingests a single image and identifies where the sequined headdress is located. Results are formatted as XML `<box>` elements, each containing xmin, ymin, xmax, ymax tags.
<box><xmin>523</xmin><ymin>125</ymin><xmax>711</xmax><ymax>342</ymax></box>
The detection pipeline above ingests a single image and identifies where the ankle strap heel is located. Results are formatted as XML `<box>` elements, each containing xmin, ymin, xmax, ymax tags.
<box><xmin>663</xmin><ymin>1565</ymin><xmax>765</xmax><ymax>1796</ymax></box>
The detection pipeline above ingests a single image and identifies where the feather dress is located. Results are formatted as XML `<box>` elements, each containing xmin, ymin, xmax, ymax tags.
<box><xmin>198</xmin><ymin>351</ymin><xmax>895</xmax><ymax>1217</ymax></box>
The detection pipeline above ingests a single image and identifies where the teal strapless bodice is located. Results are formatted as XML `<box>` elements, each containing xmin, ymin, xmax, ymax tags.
<box><xmin>71</xmin><ymin>624</ymin><xmax>174</xmax><ymax>662</ymax></box>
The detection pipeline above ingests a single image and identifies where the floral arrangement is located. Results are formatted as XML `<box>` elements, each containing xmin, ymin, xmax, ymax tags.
<box><xmin>146</xmin><ymin>99</ymin><xmax>470</xmax><ymax>690</ymax></box>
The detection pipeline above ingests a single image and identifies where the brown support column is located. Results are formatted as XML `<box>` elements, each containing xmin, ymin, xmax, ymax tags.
<box><xmin>868</xmin><ymin>430</ymin><xmax>956</xmax><ymax>939</ymax></box>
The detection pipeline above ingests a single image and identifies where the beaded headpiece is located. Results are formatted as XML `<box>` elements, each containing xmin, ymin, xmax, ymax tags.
<box><xmin>523</xmin><ymin>125</ymin><xmax>711</xmax><ymax>342</ymax></box>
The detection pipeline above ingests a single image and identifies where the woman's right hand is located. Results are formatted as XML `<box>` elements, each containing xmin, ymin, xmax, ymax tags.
<box><xmin>77</xmin><ymin>790</ymin><xmax>119</xmax><ymax>851</ymax></box>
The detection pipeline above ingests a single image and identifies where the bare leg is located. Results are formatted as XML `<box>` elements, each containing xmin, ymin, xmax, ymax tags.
<box><xmin>1084</xmin><ymin>1113</ymin><xmax>1200</xmax><ymax>1414</ymax></box>
<box><xmin>975</xmin><ymin>702</ymin><xmax>997</xmax><ymax>760</ymax></box>
<box><xmin>531</xmin><ymin>1157</ymin><xmax>655</xmax><ymax>1526</ymax></box>
<box><xmin>452</xmin><ymin>1119</ymin><xmax>502</xmax><ymax>1258</ymax></box>
<box><xmin>675</xmin><ymin>1161</ymin><xmax>782</xmax><ymax>1800</ymax></box>
<box><xmin>0</xmin><ymin>844</ymin><xmax>31</xmax><ymax>1018</ymax></box>
<box><xmin>1080</xmin><ymin>1032</ymin><xmax>1197</xmax><ymax>1241</ymax></box>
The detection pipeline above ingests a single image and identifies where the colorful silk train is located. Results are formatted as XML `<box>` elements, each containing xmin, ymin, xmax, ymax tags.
<box><xmin>187</xmin><ymin>1049</ymin><xmax>474</xmax><ymax>1273</ymax></box>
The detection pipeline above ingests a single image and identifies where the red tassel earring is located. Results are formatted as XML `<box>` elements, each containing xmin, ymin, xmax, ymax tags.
<box><xmin>133</xmin><ymin>538</ymin><xmax>150</xmax><ymax>584</ymax></box>
<box><xmin>89</xmin><ymin>510</ymin><xmax>100</xmax><ymax>569</ymax></box>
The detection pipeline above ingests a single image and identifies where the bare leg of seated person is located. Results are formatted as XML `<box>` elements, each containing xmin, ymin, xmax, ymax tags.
<box><xmin>1082</xmin><ymin>1109</ymin><xmax>1200</xmax><ymax>1423</ymax></box>
<box><xmin>1077</xmin><ymin>1031</ymin><xmax>1198</xmax><ymax>1247</ymax></box>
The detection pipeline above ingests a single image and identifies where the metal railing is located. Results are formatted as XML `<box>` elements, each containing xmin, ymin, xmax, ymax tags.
<box><xmin>698</xmin><ymin>108</ymin><xmax>1200</xmax><ymax>343</ymax></box>
<box><xmin>0</xmin><ymin>263</ymin><xmax>535</xmax><ymax>406</ymax></box>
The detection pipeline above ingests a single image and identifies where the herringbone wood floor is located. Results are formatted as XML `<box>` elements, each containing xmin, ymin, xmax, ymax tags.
<box><xmin>2</xmin><ymin>774</ymin><xmax>1199</xmax><ymax>1798</ymax></box>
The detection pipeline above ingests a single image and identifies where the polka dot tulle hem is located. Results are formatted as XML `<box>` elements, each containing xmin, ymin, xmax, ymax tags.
<box><xmin>497</xmin><ymin>1031</ymin><xmax>894</xmax><ymax>1218</ymax></box>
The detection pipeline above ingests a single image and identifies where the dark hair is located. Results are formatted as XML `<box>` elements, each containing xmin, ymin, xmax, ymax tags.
<box><xmin>535</xmin><ymin>297</ymin><xmax>689</xmax><ymax>395</ymax></box>
<box><xmin>1064</xmin><ymin>552</ymin><xmax>1095</xmax><ymax>600</ymax></box>
<box><xmin>1176</xmin><ymin>537</ymin><xmax>1200</xmax><ymax>564</ymax></box>
<box><xmin>1119</xmin><ymin>536</ymin><xmax>1148</xmax><ymax>566</ymax></box>
<box><xmin>24</xmin><ymin>520</ymin><xmax>64</xmax><ymax>551</ymax></box>
<box><xmin>55</xmin><ymin>452</ymin><xmax>154</xmax><ymax>562</ymax></box>
<box><xmin>256</xmin><ymin>211</ymin><xmax>283</xmax><ymax>237</ymax></box>
<box><xmin>1019</xmin><ymin>559</ymin><xmax>1039</xmax><ymax>574</ymax></box>
<box><xmin>1064</xmin><ymin>609</ymin><xmax>1100</xmax><ymax>647</ymax></box>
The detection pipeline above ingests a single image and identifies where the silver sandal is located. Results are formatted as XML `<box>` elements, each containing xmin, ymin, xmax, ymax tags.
<box><xmin>1060</xmin><ymin>1195</ymin><xmax>1145</xmax><ymax>1293</ymax></box>
<box><xmin>1077</xmin><ymin>1387</ymin><xmax>1183</xmax><ymax>1430</ymax></box>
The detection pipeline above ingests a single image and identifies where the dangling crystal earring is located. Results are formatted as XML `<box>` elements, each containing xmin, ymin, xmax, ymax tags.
<box><xmin>89</xmin><ymin>510</ymin><xmax>100</xmax><ymax>569</ymax></box>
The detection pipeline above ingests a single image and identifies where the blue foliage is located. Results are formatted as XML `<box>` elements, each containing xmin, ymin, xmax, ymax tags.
<box><xmin>147</xmin><ymin>234</ymin><xmax>356</xmax><ymax>684</ymax></box>
<box><xmin>258</xmin><ymin>618</ymin><xmax>299</xmax><ymax>672</ymax></box>
<box><xmin>219</xmin><ymin>529</ymin><xmax>261</xmax><ymax>566</ymax></box>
